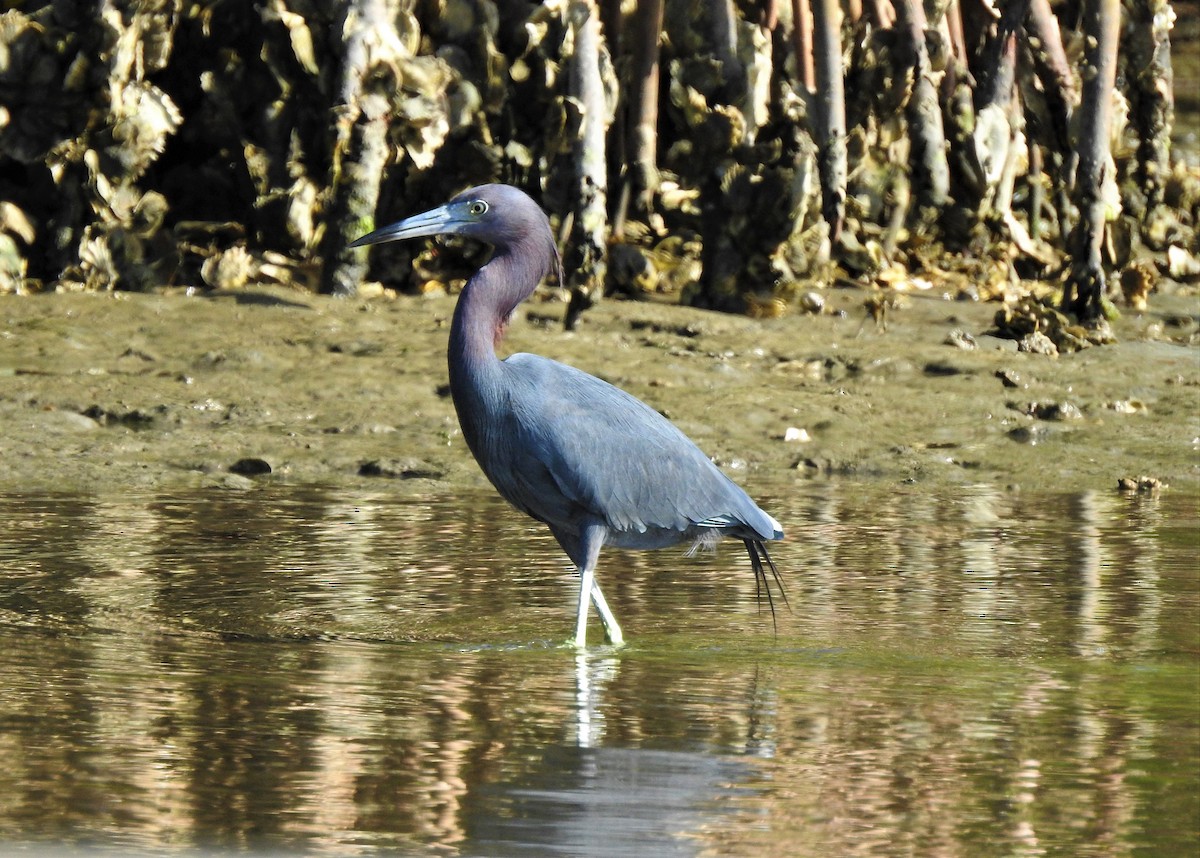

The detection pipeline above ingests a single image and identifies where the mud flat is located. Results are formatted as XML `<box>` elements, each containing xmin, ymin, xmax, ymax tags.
<box><xmin>1</xmin><ymin>286</ymin><xmax>1196</xmax><ymax>496</ymax></box>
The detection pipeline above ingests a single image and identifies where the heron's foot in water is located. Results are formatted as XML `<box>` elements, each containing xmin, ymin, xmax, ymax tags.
<box><xmin>565</xmin><ymin>632</ymin><xmax>626</xmax><ymax>649</ymax></box>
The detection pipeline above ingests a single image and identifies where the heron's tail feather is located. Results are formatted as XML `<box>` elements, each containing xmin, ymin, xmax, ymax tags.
<box><xmin>745</xmin><ymin>539</ymin><xmax>789</xmax><ymax>633</ymax></box>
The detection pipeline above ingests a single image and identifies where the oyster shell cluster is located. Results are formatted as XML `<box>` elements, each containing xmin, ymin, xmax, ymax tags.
<box><xmin>0</xmin><ymin>0</ymin><xmax>1193</xmax><ymax>334</ymax></box>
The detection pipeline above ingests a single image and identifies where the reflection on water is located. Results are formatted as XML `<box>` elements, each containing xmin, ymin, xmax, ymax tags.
<box><xmin>0</xmin><ymin>482</ymin><xmax>1195</xmax><ymax>856</ymax></box>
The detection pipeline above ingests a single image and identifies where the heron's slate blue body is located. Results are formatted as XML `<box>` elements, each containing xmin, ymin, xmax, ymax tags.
<box><xmin>352</xmin><ymin>184</ymin><xmax>784</xmax><ymax>645</ymax></box>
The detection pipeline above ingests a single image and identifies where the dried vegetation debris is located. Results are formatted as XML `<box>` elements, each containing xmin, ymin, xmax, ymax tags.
<box><xmin>0</xmin><ymin>0</ymin><xmax>1195</xmax><ymax>345</ymax></box>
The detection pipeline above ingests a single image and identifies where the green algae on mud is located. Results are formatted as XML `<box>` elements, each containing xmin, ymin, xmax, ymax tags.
<box><xmin>0</xmin><ymin>287</ymin><xmax>1197</xmax><ymax>496</ymax></box>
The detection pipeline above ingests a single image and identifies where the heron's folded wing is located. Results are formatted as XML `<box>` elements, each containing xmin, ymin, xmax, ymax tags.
<box><xmin>500</xmin><ymin>355</ymin><xmax>757</xmax><ymax>535</ymax></box>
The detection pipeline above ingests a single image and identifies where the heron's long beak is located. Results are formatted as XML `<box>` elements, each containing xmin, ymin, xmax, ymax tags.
<box><xmin>349</xmin><ymin>204</ymin><xmax>464</xmax><ymax>248</ymax></box>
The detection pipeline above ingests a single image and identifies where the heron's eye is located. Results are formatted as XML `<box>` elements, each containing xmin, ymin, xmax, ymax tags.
<box><xmin>468</xmin><ymin>200</ymin><xmax>489</xmax><ymax>216</ymax></box>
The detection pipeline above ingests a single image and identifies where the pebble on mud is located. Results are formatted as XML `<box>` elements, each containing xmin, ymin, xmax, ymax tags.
<box><xmin>798</xmin><ymin>291</ymin><xmax>825</xmax><ymax>314</ymax></box>
<box><xmin>1017</xmin><ymin>401</ymin><xmax>1084</xmax><ymax>421</ymax></box>
<box><xmin>944</xmin><ymin>329</ymin><xmax>977</xmax><ymax>350</ymax></box>
<box><xmin>213</xmin><ymin>473</ymin><xmax>257</xmax><ymax>491</ymax></box>
<box><xmin>82</xmin><ymin>404</ymin><xmax>158</xmax><ymax>428</ymax></box>
<box><xmin>994</xmin><ymin>368</ymin><xmax>1024</xmax><ymax>388</ymax></box>
<box><xmin>328</xmin><ymin>340</ymin><xmax>385</xmax><ymax>356</ymax></box>
<box><xmin>1167</xmin><ymin>245</ymin><xmax>1200</xmax><ymax>282</ymax></box>
<box><xmin>359</xmin><ymin>458</ymin><xmax>444</xmax><ymax>479</ymax></box>
<box><xmin>1117</xmin><ymin>475</ymin><xmax>1166</xmax><ymax>494</ymax></box>
<box><xmin>1006</xmin><ymin>424</ymin><xmax>1051</xmax><ymax>445</ymax></box>
<box><xmin>41</xmin><ymin>410</ymin><xmax>102</xmax><ymax>433</ymax></box>
<box><xmin>1018</xmin><ymin>331</ymin><xmax>1059</xmax><ymax>356</ymax></box>
<box><xmin>1104</xmin><ymin>399</ymin><xmax>1149</xmax><ymax>414</ymax></box>
<box><xmin>229</xmin><ymin>457</ymin><xmax>273</xmax><ymax>476</ymax></box>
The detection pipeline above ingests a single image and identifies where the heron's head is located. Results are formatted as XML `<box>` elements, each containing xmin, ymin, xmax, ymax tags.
<box><xmin>351</xmin><ymin>184</ymin><xmax>561</xmax><ymax>289</ymax></box>
<box><xmin>351</xmin><ymin>184</ymin><xmax>552</xmax><ymax>255</ymax></box>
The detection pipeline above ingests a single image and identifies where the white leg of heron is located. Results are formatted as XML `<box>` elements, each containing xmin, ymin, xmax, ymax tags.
<box><xmin>575</xmin><ymin>565</ymin><xmax>594</xmax><ymax>647</ymax></box>
<box><xmin>590</xmin><ymin>581</ymin><xmax>624</xmax><ymax>645</ymax></box>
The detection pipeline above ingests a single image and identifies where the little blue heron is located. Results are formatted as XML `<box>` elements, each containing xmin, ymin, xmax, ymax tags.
<box><xmin>351</xmin><ymin>184</ymin><xmax>784</xmax><ymax>646</ymax></box>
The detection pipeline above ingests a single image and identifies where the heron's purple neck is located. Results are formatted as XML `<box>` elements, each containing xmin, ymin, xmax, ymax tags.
<box><xmin>448</xmin><ymin>241</ymin><xmax>543</xmax><ymax>393</ymax></box>
<box><xmin>446</xmin><ymin>231</ymin><xmax>549</xmax><ymax>427</ymax></box>
<box><xmin>447</xmin><ymin>240</ymin><xmax>545</xmax><ymax>462</ymax></box>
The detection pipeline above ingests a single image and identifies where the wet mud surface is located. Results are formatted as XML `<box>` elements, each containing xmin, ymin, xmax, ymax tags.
<box><xmin>1</xmin><ymin>286</ymin><xmax>1197</xmax><ymax>496</ymax></box>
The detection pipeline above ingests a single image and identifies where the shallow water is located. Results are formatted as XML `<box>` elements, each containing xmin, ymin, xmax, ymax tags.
<box><xmin>0</xmin><ymin>481</ymin><xmax>1196</xmax><ymax>856</ymax></box>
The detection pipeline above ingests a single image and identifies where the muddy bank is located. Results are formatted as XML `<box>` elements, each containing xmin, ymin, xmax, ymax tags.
<box><xmin>1</xmin><ymin>287</ymin><xmax>1197</xmax><ymax>496</ymax></box>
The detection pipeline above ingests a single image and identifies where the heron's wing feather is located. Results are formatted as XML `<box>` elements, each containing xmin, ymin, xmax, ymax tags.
<box><xmin>498</xmin><ymin>355</ymin><xmax>773</xmax><ymax>539</ymax></box>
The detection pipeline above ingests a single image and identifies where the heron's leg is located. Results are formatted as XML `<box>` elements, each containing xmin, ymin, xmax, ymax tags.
<box><xmin>575</xmin><ymin>566</ymin><xmax>594</xmax><ymax>647</ymax></box>
<box><xmin>574</xmin><ymin>571</ymin><xmax>623</xmax><ymax>646</ymax></box>
<box><xmin>589</xmin><ymin>582</ymin><xmax>624</xmax><ymax>645</ymax></box>
<box><xmin>573</xmin><ymin>521</ymin><xmax>624</xmax><ymax>646</ymax></box>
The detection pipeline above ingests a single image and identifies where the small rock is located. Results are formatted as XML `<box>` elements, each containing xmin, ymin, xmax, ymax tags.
<box><xmin>1117</xmin><ymin>475</ymin><xmax>1165</xmax><ymax>494</ymax></box>
<box><xmin>794</xmin><ymin>456</ymin><xmax>861</xmax><ymax>476</ymax></box>
<box><xmin>357</xmin><ymin>281</ymin><xmax>391</xmax><ymax>299</ymax></box>
<box><xmin>995</xmin><ymin>368</ymin><xmax>1023</xmax><ymax>389</ymax></box>
<box><xmin>944</xmin><ymin>329</ymin><xmax>976</xmax><ymax>350</ymax></box>
<box><xmin>976</xmin><ymin>334</ymin><xmax>1020</xmax><ymax>352</ymax></box>
<box><xmin>229</xmin><ymin>457</ymin><xmax>272</xmax><ymax>476</ymax></box>
<box><xmin>1105</xmin><ymin>399</ymin><xmax>1148</xmax><ymax>414</ymax></box>
<box><xmin>858</xmin><ymin>356</ymin><xmax>917</xmax><ymax>378</ymax></box>
<box><xmin>1018</xmin><ymin>331</ymin><xmax>1059</xmax><ymax>356</ymax></box>
<box><xmin>41</xmin><ymin>410</ymin><xmax>102</xmax><ymax>433</ymax></box>
<box><xmin>359</xmin><ymin>458</ymin><xmax>443</xmax><ymax>479</ymax></box>
<box><xmin>1020</xmin><ymin>401</ymin><xmax>1083</xmax><ymax>421</ymax></box>
<box><xmin>213</xmin><ymin>473</ymin><xmax>256</xmax><ymax>491</ymax></box>
<box><xmin>783</xmin><ymin>426</ymin><xmax>811</xmax><ymax>443</ymax></box>
<box><xmin>81</xmin><ymin>404</ymin><xmax>157</xmax><ymax>429</ymax></box>
<box><xmin>328</xmin><ymin>340</ymin><xmax>384</xmax><ymax>356</ymax></box>
<box><xmin>1007</xmin><ymin>425</ymin><xmax>1049</xmax><ymax>445</ymax></box>
<box><xmin>798</xmin><ymin>291</ymin><xmax>825</xmax><ymax>314</ymax></box>
<box><xmin>1167</xmin><ymin>245</ymin><xmax>1200</xmax><ymax>282</ymax></box>
<box><xmin>772</xmin><ymin>358</ymin><xmax>836</xmax><ymax>380</ymax></box>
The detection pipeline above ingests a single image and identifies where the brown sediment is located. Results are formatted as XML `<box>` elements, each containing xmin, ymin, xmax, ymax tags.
<box><xmin>0</xmin><ymin>284</ymin><xmax>1195</xmax><ymax>495</ymax></box>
